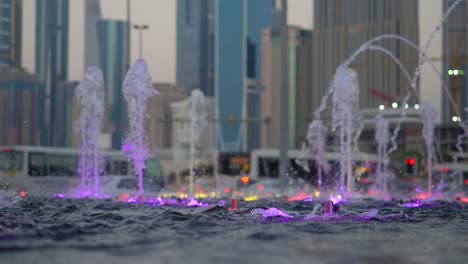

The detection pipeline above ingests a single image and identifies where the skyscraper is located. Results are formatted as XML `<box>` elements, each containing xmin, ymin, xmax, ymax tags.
<box><xmin>96</xmin><ymin>19</ymin><xmax>129</xmax><ymax>149</ymax></box>
<box><xmin>176</xmin><ymin>0</ymin><xmax>214</xmax><ymax>96</ymax></box>
<box><xmin>0</xmin><ymin>67</ymin><xmax>41</xmax><ymax>145</ymax></box>
<box><xmin>261</xmin><ymin>26</ymin><xmax>312</xmax><ymax>149</ymax></box>
<box><xmin>215</xmin><ymin>0</ymin><xmax>274</xmax><ymax>152</ymax></box>
<box><xmin>311</xmin><ymin>0</ymin><xmax>419</xmax><ymax>113</ymax></box>
<box><xmin>35</xmin><ymin>0</ymin><xmax>69</xmax><ymax>146</ymax></box>
<box><xmin>442</xmin><ymin>0</ymin><xmax>467</xmax><ymax>123</ymax></box>
<box><xmin>84</xmin><ymin>0</ymin><xmax>102</xmax><ymax>70</ymax></box>
<box><xmin>0</xmin><ymin>0</ymin><xmax>22</xmax><ymax>67</ymax></box>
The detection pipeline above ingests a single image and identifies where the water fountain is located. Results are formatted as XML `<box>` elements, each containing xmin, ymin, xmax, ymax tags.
<box><xmin>331</xmin><ymin>66</ymin><xmax>363</xmax><ymax>193</ymax></box>
<box><xmin>188</xmin><ymin>89</ymin><xmax>207</xmax><ymax>195</ymax></box>
<box><xmin>122</xmin><ymin>59</ymin><xmax>158</xmax><ymax>196</ymax></box>
<box><xmin>75</xmin><ymin>66</ymin><xmax>105</xmax><ymax>197</ymax></box>
<box><xmin>304</xmin><ymin>119</ymin><xmax>329</xmax><ymax>190</ymax></box>
<box><xmin>375</xmin><ymin>114</ymin><xmax>390</xmax><ymax>198</ymax></box>
<box><xmin>421</xmin><ymin>102</ymin><xmax>437</xmax><ymax>195</ymax></box>
<box><xmin>302</xmin><ymin>0</ymin><xmax>467</xmax><ymax>201</ymax></box>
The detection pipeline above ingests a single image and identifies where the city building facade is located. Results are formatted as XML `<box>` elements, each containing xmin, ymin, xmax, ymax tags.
<box><xmin>170</xmin><ymin>96</ymin><xmax>216</xmax><ymax>161</ymax></box>
<box><xmin>311</xmin><ymin>0</ymin><xmax>419</xmax><ymax>116</ymax></box>
<box><xmin>55</xmin><ymin>80</ymin><xmax>78</xmax><ymax>148</ymax></box>
<box><xmin>0</xmin><ymin>67</ymin><xmax>41</xmax><ymax>145</ymax></box>
<box><xmin>146</xmin><ymin>83</ymin><xmax>187</xmax><ymax>150</ymax></box>
<box><xmin>442</xmin><ymin>0</ymin><xmax>468</xmax><ymax>123</ymax></box>
<box><xmin>215</xmin><ymin>0</ymin><xmax>274</xmax><ymax>152</ymax></box>
<box><xmin>0</xmin><ymin>0</ymin><xmax>22</xmax><ymax>67</ymax></box>
<box><xmin>84</xmin><ymin>0</ymin><xmax>102</xmax><ymax>71</ymax></box>
<box><xmin>261</xmin><ymin>26</ymin><xmax>312</xmax><ymax>149</ymax></box>
<box><xmin>96</xmin><ymin>19</ymin><xmax>129</xmax><ymax>150</ymax></box>
<box><xmin>176</xmin><ymin>0</ymin><xmax>214</xmax><ymax>97</ymax></box>
<box><xmin>35</xmin><ymin>0</ymin><xmax>69</xmax><ymax>146</ymax></box>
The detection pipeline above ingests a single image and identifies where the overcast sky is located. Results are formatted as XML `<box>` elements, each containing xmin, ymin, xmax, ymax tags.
<box><xmin>22</xmin><ymin>0</ymin><xmax>312</xmax><ymax>83</ymax></box>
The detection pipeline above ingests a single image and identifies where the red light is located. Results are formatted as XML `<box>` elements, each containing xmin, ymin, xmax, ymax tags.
<box><xmin>241</xmin><ymin>176</ymin><xmax>250</xmax><ymax>184</ymax></box>
<box><xmin>19</xmin><ymin>191</ymin><xmax>27</xmax><ymax>198</ymax></box>
<box><xmin>199</xmin><ymin>189</ymin><xmax>205</xmax><ymax>194</ymax></box>
<box><xmin>286</xmin><ymin>193</ymin><xmax>308</xmax><ymax>202</ymax></box>
<box><xmin>418</xmin><ymin>193</ymin><xmax>431</xmax><ymax>200</ymax></box>
<box><xmin>257</xmin><ymin>184</ymin><xmax>265</xmax><ymax>190</ymax></box>
<box><xmin>465</xmin><ymin>179</ymin><xmax>468</xmax><ymax>185</ymax></box>
<box><xmin>360</xmin><ymin>178</ymin><xmax>371</xmax><ymax>184</ymax></box>
<box><xmin>119</xmin><ymin>193</ymin><xmax>130</xmax><ymax>202</ymax></box>
<box><xmin>405</xmin><ymin>158</ymin><xmax>416</xmax><ymax>166</ymax></box>
<box><xmin>2</xmin><ymin>147</ymin><xmax>12</xmax><ymax>152</ymax></box>
<box><xmin>461</xmin><ymin>197</ymin><xmax>468</xmax><ymax>204</ymax></box>
<box><xmin>441</xmin><ymin>167</ymin><xmax>450</xmax><ymax>173</ymax></box>
<box><xmin>224</xmin><ymin>187</ymin><xmax>231</xmax><ymax>194</ymax></box>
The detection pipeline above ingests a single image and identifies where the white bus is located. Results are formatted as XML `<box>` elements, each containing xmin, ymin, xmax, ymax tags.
<box><xmin>249</xmin><ymin>149</ymin><xmax>378</xmax><ymax>187</ymax></box>
<box><xmin>0</xmin><ymin>145</ymin><xmax>164</xmax><ymax>197</ymax></box>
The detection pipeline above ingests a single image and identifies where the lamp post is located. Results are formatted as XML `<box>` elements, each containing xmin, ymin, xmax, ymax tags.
<box><xmin>133</xmin><ymin>24</ymin><xmax>149</xmax><ymax>59</ymax></box>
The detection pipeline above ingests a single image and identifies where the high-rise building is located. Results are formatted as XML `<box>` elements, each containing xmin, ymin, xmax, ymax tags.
<box><xmin>176</xmin><ymin>0</ymin><xmax>214</xmax><ymax>96</ymax></box>
<box><xmin>35</xmin><ymin>0</ymin><xmax>69</xmax><ymax>146</ymax></box>
<box><xmin>215</xmin><ymin>0</ymin><xmax>274</xmax><ymax>152</ymax></box>
<box><xmin>0</xmin><ymin>0</ymin><xmax>22</xmax><ymax>67</ymax></box>
<box><xmin>0</xmin><ymin>67</ymin><xmax>41</xmax><ymax>145</ymax></box>
<box><xmin>442</xmin><ymin>0</ymin><xmax>468</xmax><ymax>123</ymax></box>
<box><xmin>261</xmin><ymin>26</ymin><xmax>312</xmax><ymax>149</ymax></box>
<box><xmin>146</xmin><ymin>83</ymin><xmax>187</xmax><ymax>150</ymax></box>
<box><xmin>96</xmin><ymin>19</ymin><xmax>129</xmax><ymax>149</ymax></box>
<box><xmin>171</xmin><ymin>96</ymin><xmax>216</xmax><ymax>159</ymax></box>
<box><xmin>84</xmin><ymin>0</ymin><xmax>102</xmax><ymax>70</ymax></box>
<box><xmin>311</xmin><ymin>0</ymin><xmax>419</xmax><ymax>114</ymax></box>
<box><xmin>55</xmin><ymin>80</ymin><xmax>78</xmax><ymax>148</ymax></box>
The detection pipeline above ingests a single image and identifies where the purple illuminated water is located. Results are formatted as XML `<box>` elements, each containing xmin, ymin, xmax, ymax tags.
<box><xmin>331</xmin><ymin>66</ymin><xmax>362</xmax><ymax>193</ymax></box>
<box><xmin>122</xmin><ymin>59</ymin><xmax>158</xmax><ymax>195</ymax></box>
<box><xmin>251</xmin><ymin>207</ymin><xmax>292</xmax><ymax>218</ymax></box>
<box><xmin>375</xmin><ymin>114</ymin><xmax>390</xmax><ymax>197</ymax></box>
<box><xmin>421</xmin><ymin>102</ymin><xmax>437</xmax><ymax>194</ymax></box>
<box><xmin>188</xmin><ymin>89</ymin><xmax>207</xmax><ymax>195</ymax></box>
<box><xmin>74</xmin><ymin>66</ymin><xmax>105</xmax><ymax>197</ymax></box>
<box><xmin>298</xmin><ymin>119</ymin><xmax>329</xmax><ymax>189</ymax></box>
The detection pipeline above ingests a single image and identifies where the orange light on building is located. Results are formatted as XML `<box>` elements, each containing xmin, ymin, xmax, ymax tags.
<box><xmin>241</xmin><ymin>176</ymin><xmax>250</xmax><ymax>184</ymax></box>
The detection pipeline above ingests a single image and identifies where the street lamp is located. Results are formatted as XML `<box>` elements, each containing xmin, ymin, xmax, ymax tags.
<box><xmin>133</xmin><ymin>24</ymin><xmax>149</xmax><ymax>59</ymax></box>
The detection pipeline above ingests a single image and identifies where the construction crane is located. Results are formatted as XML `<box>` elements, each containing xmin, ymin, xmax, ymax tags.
<box><xmin>369</xmin><ymin>88</ymin><xmax>395</xmax><ymax>106</ymax></box>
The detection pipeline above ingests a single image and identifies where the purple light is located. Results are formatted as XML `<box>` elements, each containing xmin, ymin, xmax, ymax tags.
<box><xmin>251</xmin><ymin>208</ymin><xmax>292</xmax><ymax>218</ymax></box>
<box><xmin>55</xmin><ymin>193</ymin><xmax>65</xmax><ymax>199</ymax></box>
<box><xmin>122</xmin><ymin>143</ymin><xmax>133</xmax><ymax>155</ymax></box>
<box><xmin>187</xmin><ymin>196</ymin><xmax>204</xmax><ymax>207</ymax></box>
<box><xmin>399</xmin><ymin>201</ymin><xmax>422</xmax><ymax>208</ymax></box>
<box><xmin>127</xmin><ymin>197</ymin><xmax>137</xmax><ymax>203</ymax></box>
<box><xmin>361</xmin><ymin>209</ymin><xmax>379</xmax><ymax>219</ymax></box>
